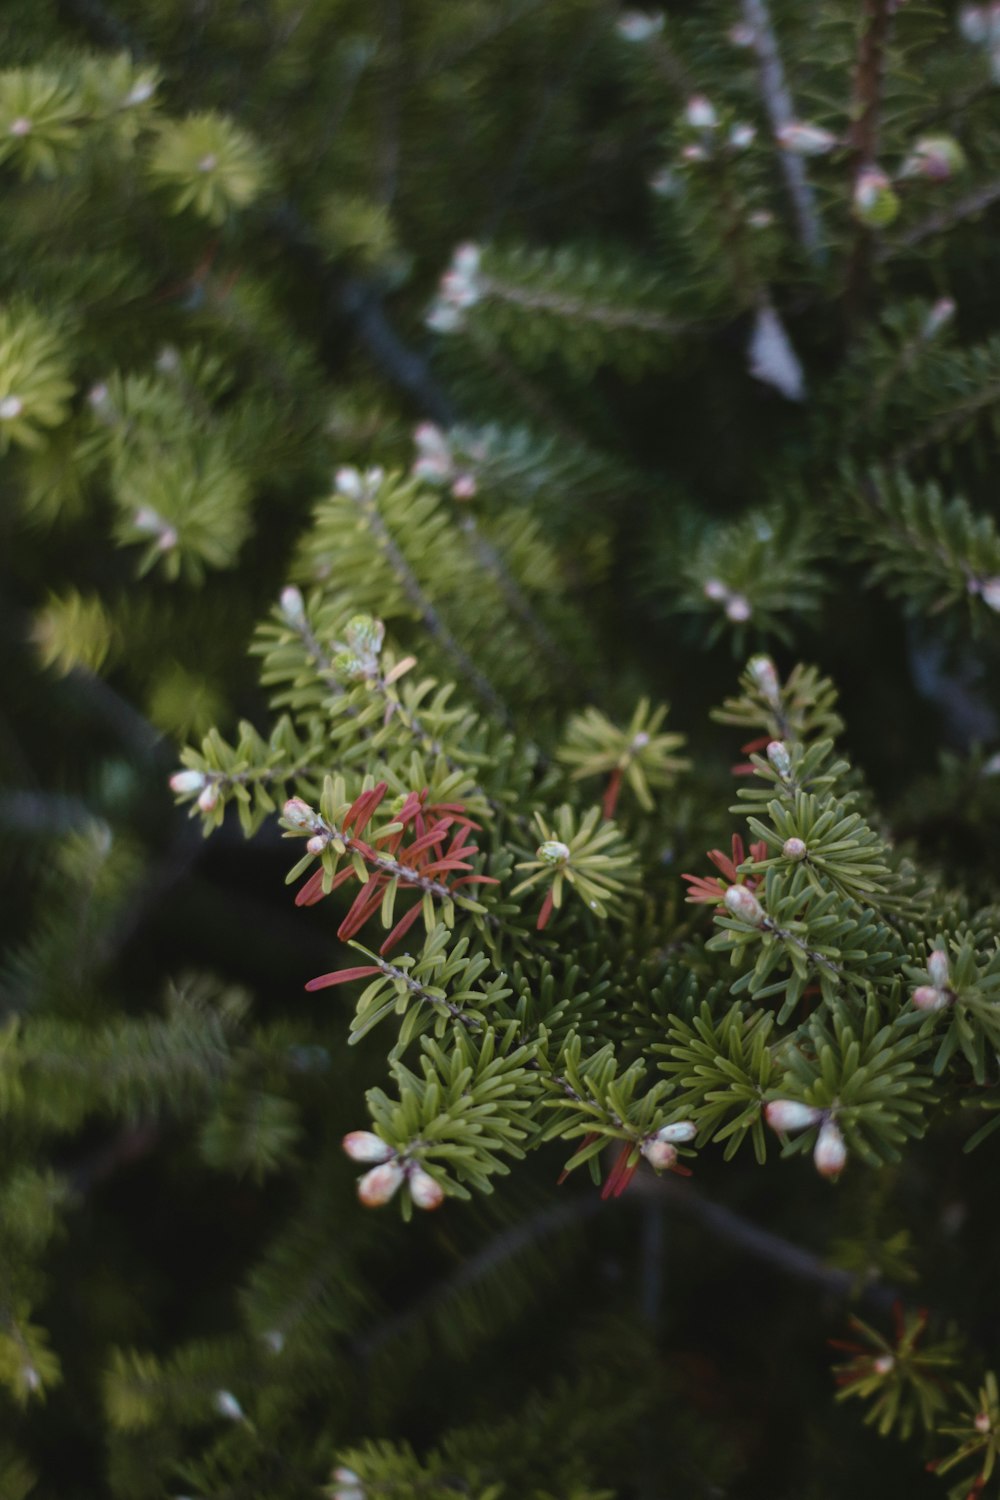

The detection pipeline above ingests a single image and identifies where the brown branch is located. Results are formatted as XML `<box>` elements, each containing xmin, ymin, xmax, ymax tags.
<box><xmin>844</xmin><ymin>0</ymin><xmax>895</xmax><ymax>325</ymax></box>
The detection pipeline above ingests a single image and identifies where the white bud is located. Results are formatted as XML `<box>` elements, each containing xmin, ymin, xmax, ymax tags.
<box><xmin>959</xmin><ymin>4</ymin><xmax>988</xmax><ymax>42</ymax></box>
<box><xmin>747</xmin><ymin>210</ymin><xmax>774</xmax><ymax>229</ymax></box>
<box><xmin>767</xmin><ymin>740</ymin><xmax>792</xmax><ymax>777</ymax></box>
<box><xmin>641</xmin><ymin>1139</ymin><xmax>678</xmax><ymax>1171</ymax></box>
<box><xmin>335</xmin><ymin>466</ymin><xmax>364</xmax><ymax>499</ymax></box>
<box><xmin>681</xmin><ymin>142</ymin><xmax>708</xmax><ymax>163</ymax></box>
<box><xmin>923</xmin><ymin>296</ymin><xmax>956</xmax><ymax>338</ymax></box>
<box><xmin>703</xmin><ymin>578</ymin><xmax>729</xmax><ymax>601</ymax></box>
<box><xmin>900</xmin><ymin>135</ymin><xmax>966</xmax><ymax>182</ymax></box>
<box><xmin>21</xmin><ymin>1364</ymin><xmax>41</xmax><ymax>1392</ymax></box>
<box><xmin>157</xmin><ymin>526</ymin><xmax>178</xmax><ymax>551</ymax></box>
<box><xmin>280</xmin><ymin>585</ymin><xmax>305</xmax><ymax>625</ymax></box>
<box><xmin>342</xmin><ymin>1131</ymin><xmax>394</xmax><ymax>1164</ymax></box>
<box><xmin>729</xmin><ymin>123</ymin><xmax>756</xmax><ymax>150</ymax></box>
<box><xmin>632</xmin><ymin>730</ymin><xmax>651</xmax><ymax>751</ymax></box>
<box><xmin>408</xmin><ymin>1166</ymin><xmax>445</xmax><ymax>1211</ymax></box>
<box><xmin>537</xmin><ymin>839</ymin><xmax>571</xmax><ymax>865</ymax></box>
<box><xmin>813</xmin><ymin>1118</ymin><xmax>847</xmax><ymax>1179</ymax></box>
<box><xmin>748</xmin><ymin>654</ymin><xmax>780</xmax><ymax>705</ymax></box>
<box><xmin>357</xmin><ymin>1160</ymin><xmax>404</xmax><ymax>1207</ymax></box>
<box><xmin>124</xmin><ymin>78</ymin><xmax>156</xmax><ymax>106</ymax></box>
<box><xmin>306</xmin><ymin>833</ymin><xmax>328</xmax><ymax>856</ymax></box>
<box><xmin>685</xmin><ymin>95</ymin><xmax>717</xmax><ymax>130</ymax></box>
<box><xmin>282</xmin><ymin>797</ymin><xmax>317</xmax><ymax>829</ymax></box>
<box><xmin>873</xmin><ymin>1354</ymin><xmax>895</xmax><ymax>1376</ymax></box>
<box><xmin>980</xmin><ymin>577</ymin><xmax>1000</xmax><ymax>611</ymax></box>
<box><xmin>262</xmin><ymin>1329</ymin><xmax>285</xmax><ymax>1354</ymax></box>
<box><xmin>725</xmin><ymin>594</ymin><xmax>752</xmax><ymax>622</ymax></box>
<box><xmin>776</xmin><ymin>121</ymin><xmax>838</xmax><ymax>156</ymax></box>
<box><xmin>197</xmin><ymin>783</ymin><xmax>219</xmax><ymax>813</ymax></box>
<box><xmin>975</xmin><ymin>1411</ymin><xmax>992</xmax><ymax>1434</ymax></box>
<box><xmin>649</xmin><ymin>166</ymin><xmax>680</xmax><ymax>197</ymax></box>
<box><xmin>728</xmin><ymin>22</ymin><xmax>756</xmax><ymax>45</ymax></box>
<box><xmin>169</xmin><ymin>769</ymin><xmax>207</xmax><ymax>794</ymax></box>
<box><xmin>782</xmin><ymin>837</ymin><xmax>807</xmax><ymax>861</ymax></box>
<box><xmin>198</xmin><ymin>153</ymin><xmax>218</xmax><ymax>173</ymax></box>
<box><xmin>426</xmin><ymin>302</ymin><xmax>464</xmax><ymax>334</ymax></box>
<box><xmin>332</xmin><ymin>1469</ymin><xmax>362</xmax><ymax>1486</ymax></box>
<box><xmin>451</xmin><ymin>473</ymin><xmax>477</xmax><ymax>500</ymax></box>
<box><xmin>852</xmin><ymin>166</ymin><xmax>900</xmax><ymax>228</ymax></box>
<box><xmin>912</xmin><ymin>984</ymin><xmax>948</xmax><ymax>1012</ymax></box>
<box><xmin>764</xmin><ymin>1099</ymin><xmax>823</xmax><ymax>1134</ymax></box>
<box><xmin>723</xmin><ymin>884</ymin><xmax>764</xmax><ymax>924</ymax></box>
<box><xmin>213</xmin><ymin>1389</ymin><xmax>244</xmax><ymax>1421</ymax></box>
<box><xmin>8</xmin><ymin>117</ymin><xmax>32</xmax><ymax>136</ymax></box>
<box><xmin>655</xmin><ymin>1120</ymin><xmax>697</xmax><ymax>1144</ymax></box>
<box><xmin>452</xmin><ymin>242</ymin><xmax>481</xmax><ymax>280</ymax></box>
<box><xmin>0</xmin><ymin>394</ymin><xmax>23</xmax><ymax>420</ymax></box>
<box><xmin>927</xmin><ymin>949</ymin><xmax>950</xmax><ymax>989</ymax></box>
<box><xmin>616</xmin><ymin>10</ymin><xmax>665</xmax><ymax>41</ymax></box>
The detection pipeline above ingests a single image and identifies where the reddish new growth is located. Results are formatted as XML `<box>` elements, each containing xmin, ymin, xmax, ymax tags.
<box><xmin>295</xmin><ymin>784</ymin><xmax>497</xmax><ymax>963</ymax></box>
<box><xmin>681</xmin><ymin>833</ymin><xmax>769</xmax><ymax>906</ymax></box>
<box><xmin>558</xmin><ymin>1133</ymin><xmax>691</xmax><ymax>1200</ymax></box>
<box><xmin>731</xmin><ymin>733</ymin><xmax>772</xmax><ymax>777</ymax></box>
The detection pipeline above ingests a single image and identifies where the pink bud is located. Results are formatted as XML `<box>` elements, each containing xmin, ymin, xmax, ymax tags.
<box><xmin>197</xmin><ymin>783</ymin><xmax>219</xmax><ymax>813</ymax></box>
<box><xmin>641</xmin><ymin>1139</ymin><xmax>678</xmax><ymax>1171</ymax></box>
<box><xmin>408</xmin><ymin>1167</ymin><xmax>445</xmax><ymax>1211</ymax></box>
<box><xmin>782</xmin><ymin>837</ymin><xmax>807</xmax><ymax>861</ymax></box>
<box><xmin>357</xmin><ymin>1161</ymin><xmax>404</xmax><ymax>1207</ymax></box>
<box><xmin>280</xmin><ymin>586</ymin><xmax>305</xmax><ymax>625</ymax></box>
<box><xmin>342</xmin><ymin>1131</ymin><xmax>394</xmax><ymax>1164</ymax></box>
<box><xmin>764</xmin><ymin>1099</ymin><xmax>822</xmax><ymax>1134</ymax></box>
<box><xmin>656</xmin><ymin>1121</ymin><xmax>697</xmax><ymax>1144</ymax></box>
<box><xmin>725</xmin><ymin>594</ymin><xmax>752</xmax><ymax>622</ymax></box>
<box><xmin>813</xmin><ymin>1119</ymin><xmax>847</xmax><ymax>1179</ymax></box>
<box><xmin>451</xmin><ymin>474</ymin><xmax>477</xmax><ymax>500</ymax></box>
<box><xmin>723</xmin><ymin>884</ymin><xmax>764</xmax><ymax>924</ymax></box>
<box><xmin>912</xmin><ymin>984</ymin><xmax>948</xmax><ymax>1012</ymax></box>
<box><xmin>703</xmin><ymin>578</ymin><xmax>728</xmax><ymax>601</ymax></box>
<box><xmin>306</xmin><ymin>833</ymin><xmax>328</xmax><ymax>856</ymax></box>
<box><xmin>873</xmin><ymin>1355</ymin><xmax>894</xmax><ymax>1376</ymax></box>
<box><xmin>975</xmin><ymin>1411</ymin><xmax>992</xmax><ymax>1434</ymax></box>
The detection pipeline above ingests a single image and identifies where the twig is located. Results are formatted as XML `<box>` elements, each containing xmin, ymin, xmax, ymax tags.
<box><xmin>741</xmin><ymin>0</ymin><xmax>825</xmax><ymax>264</ymax></box>
<box><xmin>878</xmin><ymin>176</ymin><xmax>1000</xmax><ymax>259</ymax></box>
<box><xmin>844</xmin><ymin>0</ymin><xmax>894</xmax><ymax>324</ymax></box>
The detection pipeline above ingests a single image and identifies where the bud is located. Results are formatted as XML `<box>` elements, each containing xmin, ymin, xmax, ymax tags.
<box><xmin>813</xmin><ymin>1118</ymin><xmax>847</xmax><ymax>1179</ymax></box>
<box><xmin>873</xmin><ymin>1354</ymin><xmax>895</xmax><ymax>1376</ymax></box>
<box><xmin>782</xmin><ymin>836</ymin><xmax>807</xmax><ymax>861</ymax></box>
<box><xmin>408</xmin><ymin>1166</ymin><xmax>445</xmax><ymax>1211</ymax></box>
<box><xmin>306</xmin><ymin>833</ymin><xmax>328</xmax><ymax>856</ymax></box>
<box><xmin>923</xmin><ymin>296</ymin><xmax>956</xmax><ymax>338</ymax></box>
<box><xmin>685</xmin><ymin>95</ymin><xmax>717</xmax><ymax>130</ymax></box>
<box><xmin>975</xmin><ymin>1411</ymin><xmax>992</xmax><ymax>1434</ymax></box>
<box><xmin>342</xmin><ymin>1131</ymin><xmax>394</xmax><ymax>1164</ymax></box>
<box><xmin>169</xmin><ymin>769</ymin><xmax>207</xmax><ymax>795</ymax></box>
<box><xmin>900</xmin><ymin>135</ymin><xmax>966</xmax><ymax>182</ymax></box>
<box><xmin>748</xmin><ymin>654</ymin><xmax>780</xmax><ymax>706</ymax></box>
<box><xmin>213</xmin><ymin>1389</ymin><xmax>244</xmax><ymax>1422</ymax></box>
<box><xmin>9</xmin><ymin>117</ymin><xmax>32</xmax><ymax>136</ymax></box>
<box><xmin>776</xmin><ymin>121</ymin><xmax>838</xmax><ymax>156</ymax></box>
<box><xmin>198</xmin><ymin>153</ymin><xmax>218</xmax><ymax>174</ymax></box>
<box><xmin>124</xmin><ymin>78</ymin><xmax>156</xmax><ymax>106</ymax></box>
<box><xmin>279</xmin><ymin>585</ymin><xmax>305</xmax><ymax>625</ymax></box>
<box><xmin>262</xmin><ymin>1329</ymin><xmax>285</xmax><ymax>1353</ymax></box>
<box><xmin>725</xmin><ymin>593</ymin><xmax>752</xmax><ymax>622</ymax></box>
<box><xmin>641</xmin><ymin>1138</ymin><xmax>678</xmax><ymax>1171</ymax></box>
<box><xmin>0</xmin><ymin>394</ymin><xmax>23</xmax><ymax>420</ymax></box>
<box><xmin>912</xmin><ymin>984</ymin><xmax>948</xmax><ymax>1012</ymax></box>
<box><xmin>928</xmin><ymin>949</ymin><xmax>950</xmax><ymax>989</ymax></box>
<box><xmin>344</xmin><ymin>614</ymin><xmax>385</xmax><ymax>657</ymax></box>
<box><xmin>980</xmin><ymin>577</ymin><xmax>1000</xmax><ymax>611</ymax></box>
<box><xmin>723</xmin><ymin>883</ymin><xmax>764</xmax><ymax>924</ymax></box>
<box><xmin>632</xmin><ymin>730</ymin><xmax>651</xmax><ymax>751</ymax></box>
<box><xmin>767</xmin><ymin>740</ymin><xmax>792</xmax><ymax>777</ymax></box>
<box><xmin>282</xmin><ymin>797</ymin><xmax>318</xmax><ymax>829</ymax></box>
<box><xmin>335</xmin><ymin>466</ymin><xmax>364</xmax><ymax>500</ymax></box>
<box><xmin>959</xmin><ymin>5</ymin><xmax>988</xmax><ymax>42</ymax></box>
<box><xmin>852</xmin><ymin>166</ymin><xmax>900</xmax><ymax>228</ymax></box>
<box><xmin>747</xmin><ymin>209</ymin><xmax>774</xmax><ymax>229</ymax></box>
<box><xmin>329</xmin><ymin>1468</ymin><xmax>365</xmax><ymax>1500</ymax></box>
<box><xmin>728</xmin><ymin>22</ymin><xmax>756</xmax><ymax>46</ymax></box>
<box><xmin>729</xmin><ymin>123</ymin><xmax>756</xmax><ymax>150</ymax></box>
<box><xmin>703</xmin><ymin>578</ymin><xmax>729</xmax><ymax>602</ymax></box>
<box><xmin>681</xmin><ymin>142</ymin><xmax>708</xmax><ymax>163</ymax></box>
<box><xmin>655</xmin><ymin>1120</ymin><xmax>697</xmax><ymax>1144</ymax></box>
<box><xmin>764</xmin><ymin>1099</ymin><xmax>823</xmax><ymax>1134</ymax></box>
<box><xmin>197</xmin><ymin>783</ymin><xmax>219</xmax><ymax>814</ymax></box>
<box><xmin>451</xmin><ymin>473</ymin><xmax>477</xmax><ymax>500</ymax></box>
<box><xmin>537</xmin><ymin>839</ymin><xmax>571</xmax><ymax>865</ymax></box>
<box><xmin>649</xmin><ymin>166</ymin><xmax>680</xmax><ymax>197</ymax></box>
<box><xmin>357</xmin><ymin>1160</ymin><xmax>405</xmax><ymax>1207</ymax></box>
<box><xmin>616</xmin><ymin>10</ymin><xmax>665</xmax><ymax>41</ymax></box>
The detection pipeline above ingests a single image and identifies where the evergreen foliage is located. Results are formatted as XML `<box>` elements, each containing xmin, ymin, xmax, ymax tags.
<box><xmin>7</xmin><ymin>1</ymin><xmax>1000</xmax><ymax>1497</ymax></box>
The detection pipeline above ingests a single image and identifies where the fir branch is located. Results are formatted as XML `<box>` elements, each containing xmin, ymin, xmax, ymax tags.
<box><xmin>349</xmin><ymin>478</ymin><xmax>510</xmax><ymax>722</ymax></box>
<box><xmin>741</xmin><ymin>0</ymin><xmax>825</xmax><ymax>262</ymax></box>
<box><xmin>879</xmin><ymin>176</ymin><xmax>1000</xmax><ymax>258</ymax></box>
<box><xmin>477</xmin><ymin>272</ymin><xmax>686</xmax><ymax>338</ymax></box>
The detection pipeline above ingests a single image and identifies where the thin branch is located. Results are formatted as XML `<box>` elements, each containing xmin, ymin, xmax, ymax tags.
<box><xmin>741</xmin><ymin>0</ymin><xmax>825</xmax><ymax>263</ymax></box>
<box><xmin>878</xmin><ymin>176</ymin><xmax>1000</xmax><ymax>259</ymax></box>
<box><xmin>844</xmin><ymin>0</ymin><xmax>895</xmax><ymax>323</ymax></box>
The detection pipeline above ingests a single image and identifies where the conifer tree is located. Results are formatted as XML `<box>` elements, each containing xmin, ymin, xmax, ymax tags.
<box><xmin>7</xmin><ymin>1</ymin><xmax>1000</xmax><ymax>1497</ymax></box>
